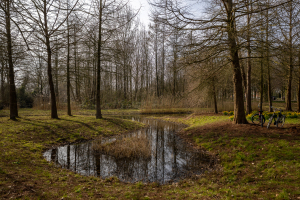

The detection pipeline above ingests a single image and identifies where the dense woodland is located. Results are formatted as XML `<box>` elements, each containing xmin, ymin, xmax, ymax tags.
<box><xmin>0</xmin><ymin>0</ymin><xmax>299</xmax><ymax>123</ymax></box>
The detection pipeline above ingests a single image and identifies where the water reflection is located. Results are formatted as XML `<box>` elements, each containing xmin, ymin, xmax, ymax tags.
<box><xmin>44</xmin><ymin>116</ymin><xmax>214</xmax><ymax>183</ymax></box>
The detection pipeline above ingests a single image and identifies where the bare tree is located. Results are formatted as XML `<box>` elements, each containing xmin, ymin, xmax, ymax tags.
<box><xmin>0</xmin><ymin>0</ymin><xmax>18</xmax><ymax>119</ymax></box>
<box><xmin>19</xmin><ymin>0</ymin><xmax>79</xmax><ymax>118</ymax></box>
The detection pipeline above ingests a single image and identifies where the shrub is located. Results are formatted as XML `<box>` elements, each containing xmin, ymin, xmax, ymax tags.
<box><xmin>286</xmin><ymin>112</ymin><xmax>298</xmax><ymax>118</ymax></box>
<box><xmin>223</xmin><ymin>111</ymin><xmax>234</xmax><ymax>116</ymax></box>
<box><xmin>17</xmin><ymin>86</ymin><xmax>34</xmax><ymax>108</ymax></box>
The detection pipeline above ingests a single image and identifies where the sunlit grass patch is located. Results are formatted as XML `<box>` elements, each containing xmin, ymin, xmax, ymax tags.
<box><xmin>152</xmin><ymin>114</ymin><xmax>229</xmax><ymax>130</ymax></box>
<box><xmin>140</xmin><ymin>108</ymin><xmax>192</xmax><ymax>114</ymax></box>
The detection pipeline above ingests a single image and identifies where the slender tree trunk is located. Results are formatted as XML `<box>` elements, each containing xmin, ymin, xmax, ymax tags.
<box><xmin>1</xmin><ymin>60</ymin><xmax>4</xmax><ymax>104</ymax></box>
<box><xmin>55</xmin><ymin>38</ymin><xmax>59</xmax><ymax>104</ymax></box>
<box><xmin>155</xmin><ymin>22</ymin><xmax>159</xmax><ymax>97</ymax></box>
<box><xmin>66</xmin><ymin>2</ymin><xmax>71</xmax><ymax>116</ymax></box>
<box><xmin>266</xmin><ymin>2</ymin><xmax>272</xmax><ymax>112</ymax></box>
<box><xmin>44</xmin><ymin>1</ymin><xmax>58</xmax><ymax>119</ymax></box>
<box><xmin>286</xmin><ymin>1</ymin><xmax>293</xmax><ymax>111</ymax></box>
<box><xmin>246</xmin><ymin>0</ymin><xmax>252</xmax><ymax>115</ymax></box>
<box><xmin>96</xmin><ymin>0</ymin><xmax>103</xmax><ymax>119</ymax></box>
<box><xmin>212</xmin><ymin>77</ymin><xmax>218</xmax><ymax>114</ymax></box>
<box><xmin>161</xmin><ymin>25</ymin><xmax>165</xmax><ymax>96</ymax></box>
<box><xmin>74</xmin><ymin>26</ymin><xmax>81</xmax><ymax>103</ymax></box>
<box><xmin>298</xmin><ymin>77</ymin><xmax>300</xmax><ymax>112</ymax></box>
<box><xmin>260</xmin><ymin>54</ymin><xmax>263</xmax><ymax>111</ymax></box>
<box><xmin>298</xmin><ymin>51</ymin><xmax>300</xmax><ymax>112</ymax></box>
<box><xmin>224</xmin><ymin>0</ymin><xmax>247</xmax><ymax>124</ymax></box>
<box><xmin>286</xmin><ymin>64</ymin><xmax>293</xmax><ymax>111</ymax></box>
<box><xmin>5</xmin><ymin>0</ymin><xmax>18</xmax><ymax>120</ymax></box>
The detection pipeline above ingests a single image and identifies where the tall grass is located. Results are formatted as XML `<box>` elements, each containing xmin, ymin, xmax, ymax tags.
<box><xmin>92</xmin><ymin>135</ymin><xmax>151</xmax><ymax>159</ymax></box>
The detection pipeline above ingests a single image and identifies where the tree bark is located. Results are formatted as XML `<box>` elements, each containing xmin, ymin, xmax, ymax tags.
<box><xmin>154</xmin><ymin>21</ymin><xmax>159</xmax><ymax>97</ymax></box>
<box><xmin>298</xmin><ymin>51</ymin><xmax>300</xmax><ymax>112</ymax></box>
<box><xmin>44</xmin><ymin>1</ymin><xmax>58</xmax><ymax>119</ymax></box>
<box><xmin>212</xmin><ymin>77</ymin><xmax>218</xmax><ymax>114</ymax></box>
<box><xmin>67</xmin><ymin>5</ymin><xmax>71</xmax><ymax>116</ymax></box>
<box><xmin>5</xmin><ymin>0</ymin><xmax>18</xmax><ymax>120</ymax></box>
<box><xmin>224</xmin><ymin>0</ymin><xmax>247</xmax><ymax>124</ymax></box>
<box><xmin>96</xmin><ymin>0</ymin><xmax>103</xmax><ymax>119</ymax></box>
<box><xmin>246</xmin><ymin>0</ymin><xmax>252</xmax><ymax>115</ymax></box>
<box><xmin>286</xmin><ymin>63</ymin><xmax>293</xmax><ymax>111</ymax></box>
<box><xmin>1</xmin><ymin>59</ymin><xmax>5</xmax><ymax>104</ymax></box>
<box><xmin>298</xmin><ymin>76</ymin><xmax>300</xmax><ymax>112</ymax></box>
<box><xmin>260</xmin><ymin>54</ymin><xmax>263</xmax><ymax>111</ymax></box>
<box><xmin>266</xmin><ymin>1</ymin><xmax>273</xmax><ymax>112</ymax></box>
<box><xmin>55</xmin><ymin>38</ymin><xmax>59</xmax><ymax>104</ymax></box>
<box><xmin>286</xmin><ymin>1</ymin><xmax>293</xmax><ymax>111</ymax></box>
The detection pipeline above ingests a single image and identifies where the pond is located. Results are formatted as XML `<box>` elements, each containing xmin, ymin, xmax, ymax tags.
<box><xmin>43</xmin><ymin>116</ymin><xmax>215</xmax><ymax>184</ymax></box>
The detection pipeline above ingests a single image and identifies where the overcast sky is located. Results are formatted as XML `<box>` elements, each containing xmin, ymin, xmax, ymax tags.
<box><xmin>129</xmin><ymin>0</ymin><xmax>207</xmax><ymax>27</ymax></box>
<box><xmin>130</xmin><ymin>0</ymin><xmax>151</xmax><ymax>26</ymax></box>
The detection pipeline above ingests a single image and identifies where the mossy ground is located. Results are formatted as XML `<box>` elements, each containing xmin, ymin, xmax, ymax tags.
<box><xmin>1</xmin><ymin>109</ymin><xmax>300</xmax><ymax>199</ymax></box>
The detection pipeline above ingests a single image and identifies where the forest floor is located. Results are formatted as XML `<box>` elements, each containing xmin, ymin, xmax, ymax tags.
<box><xmin>0</xmin><ymin>109</ymin><xmax>300</xmax><ymax>199</ymax></box>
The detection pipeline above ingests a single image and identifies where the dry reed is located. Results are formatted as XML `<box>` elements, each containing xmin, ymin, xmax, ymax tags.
<box><xmin>92</xmin><ymin>135</ymin><xmax>151</xmax><ymax>159</ymax></box>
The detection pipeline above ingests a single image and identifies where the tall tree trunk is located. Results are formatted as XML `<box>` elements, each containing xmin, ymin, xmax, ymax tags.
<box><xmin>66</xmin><ymin>1</ymin><xmax>71</xmax><ymax>116</ymax></box>
<box><xmin>286</xmin><ymin>63</ymin><xmax>293</xmax><ymax>111</ymax></box>
<box><xmin>1</xmin><ymin>60</ymin><xmax>5</xmax><ymax>104</ymax></box>
<box><xmin>5</xmin><ymin>0</ymin><xmax>18</xmax><ymax>120</ymax></box>
<box><xmin>246</xmin><ymin>0</ymin><xmax>252</xmax><ymax>115</ymax></box>
<box><xmin>260</xmin><ymin>54</ymin><xmax>263</xmax><ymax>111</ymax></box>
<box><xmin>161</xmin><ymin>25</ymin><xmax>165</xmax><ymax>96</ymax></box>
<box><xmin>212</xmin><ymin>77</ymin><xmax>218</xmax><ymax>114</ymax></box>
<box><xmin>298</xmin><ymin>51</ymin><xmax>300</xmax><ymax>112</ymax></box>
<box><xmin>44</xmin><ymin>1</ymin><xmax>58</xmax><ymax>119</ymax></box>
<box><xmin>55</xmin><ymin>38</ymin><xmax>59</xmax><ymax>104</ymax></box>
<box><xmin>266</xmin><ymin>1</ymin><xmax>273</xmax><ymax>112</ymax></box>
<box><xmin>298</xmin><ymin>77</ymin><xmax>300</xmax><ymax>112</ymax></box>
<box><xmin>155</xmin><ymin>22</ymin><xmax>159</xmax><ymax>97</ymax></box>
<box><xmin>224</xmin><ymin>0</ymin><xmax>247</xmax><ymax>124</ymax></box>
<box><xmin>240</xmin><ymin>62</ymin><xmax>247</xmax><ymax>94</ymax></box>
<box><xmin>96</xmin><ymin>0</ymin><xmax>103</xmax><ymax>119</ymax></box>
<box><xmin>74</xmin><ymin>25</ymin><xmax>81</xmax><ymax>103</ymax></box>
<box><xmin>286</xmin><ymin>1</ymin><xmax>293</xmax><ymax>111</ymax></box>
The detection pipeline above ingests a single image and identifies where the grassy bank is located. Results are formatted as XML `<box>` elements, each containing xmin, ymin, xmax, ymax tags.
<box><xmin>153</xmin><ymin>114</ymin><xmax>300</xmax><ymax>199</ymax></box>
<box><xmin>0</xmin><ymin>108</ymin><xmax>141</xmax><ymax>117</ymax></box>
<box><xmin>1</xmin><ymin>110</ymin><xmax>300</xmax><ymax>199</ymax></box>
<box><xmin>0</xmin><ymin>114</ymin><xmax>148</xmax><ymax>199</ymax></box>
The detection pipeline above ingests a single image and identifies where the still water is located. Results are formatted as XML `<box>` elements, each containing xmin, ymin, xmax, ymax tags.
<box><xmin>43</xmin><ymin>116</ymin><xmax>214</xmax><ymax>184</ymax></box>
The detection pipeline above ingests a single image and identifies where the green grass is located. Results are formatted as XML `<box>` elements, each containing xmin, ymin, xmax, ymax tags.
<box><xmin>150</xmin><ymin>114</ymin><xmax>300</xmax><ymax>199</ymax></box>
<box><xmin>0</xmin><ymin>113</ymin><xmax>149</xmax><ymax>199</ymax></box>
<box><xmin>153</xmin><ymin>114</ymin><xmax>229</xmax><ymax>130</ymax></box>
<box><xmin>1</xmin><ymin>109</ymin><xmax>300</xmax><ymax>199</ymax></box>
<box><xmin>0</xmin><ymin>108</ymin><xmax>141</xmax><ymax>117</ymax></box>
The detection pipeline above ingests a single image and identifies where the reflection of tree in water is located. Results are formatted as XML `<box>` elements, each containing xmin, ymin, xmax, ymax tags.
<box><xmin>51</xmin><ymin>148</ymin><xmax>57</xmax><ymax>163</ymax></box>
<box><xmin>114</xmin><ymin>156</ymin><xmax>150</xmax><ymax>182</ymax></box>
<box><xmin>67</xmin><ymin>145</ymin><xmax>70</xmax><ymax>169</ymax></box>
<box><xmin>44</xmin><ymin>117</ymin><xmax>215</xmax><ymax>183</ymax></box>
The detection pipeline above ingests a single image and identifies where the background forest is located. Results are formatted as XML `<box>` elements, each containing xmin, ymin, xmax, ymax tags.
<box><xmin>0</xmin><ymin>0</ymin><xmax>299</xmax><ymax>120</ymax></box>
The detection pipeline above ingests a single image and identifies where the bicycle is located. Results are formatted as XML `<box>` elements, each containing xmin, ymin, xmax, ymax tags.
<box><xmin>251</xmin><ymin>104</ymin><xmax>265</xmax><ymax>127</ymax></box>
<box><xmin>267</xmin><ymin>107</ymin><xmax>286</xmax><ymax>129</ymax></box>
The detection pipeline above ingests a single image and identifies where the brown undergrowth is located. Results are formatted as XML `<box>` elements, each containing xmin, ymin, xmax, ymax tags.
<box><xmin>92</xmin><ymin>135</ymin><xmax>151</xmax><ymax>159</ymax></box>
